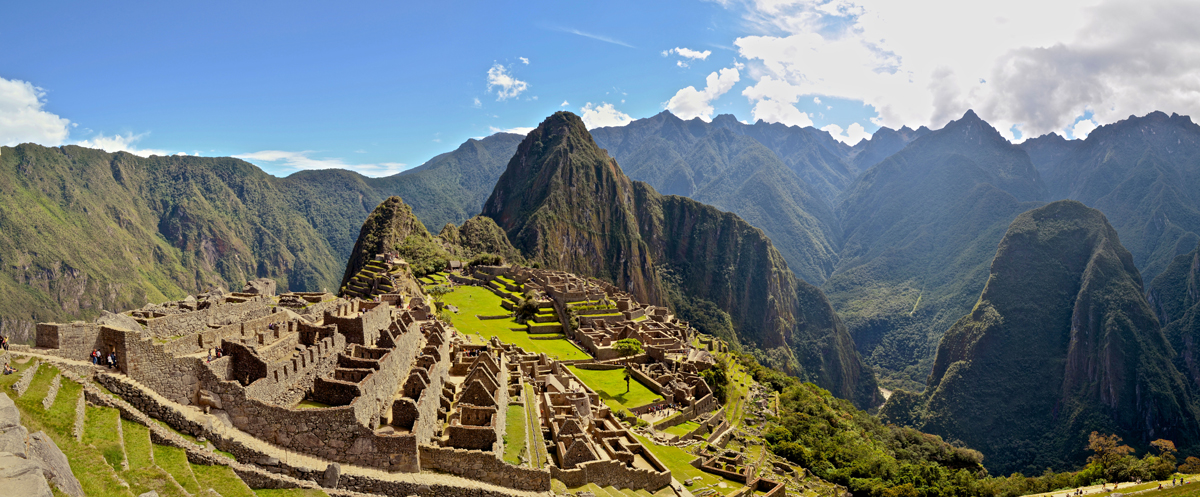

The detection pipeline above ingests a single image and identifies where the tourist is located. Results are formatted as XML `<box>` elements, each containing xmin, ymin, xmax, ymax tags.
<box><xmin>90</xmin><ymin>349</ymin><xmax>99</xmax><ymax>364</ymax></box>
<box><xmin>2</xmin><ymin>363</ymin><xmax>14</xmax><ymax>375</ymax></box>
<box><xmin>1</xmin><ymin>335</ymin><xmax>7</xmax><ymax>351</ymax></box>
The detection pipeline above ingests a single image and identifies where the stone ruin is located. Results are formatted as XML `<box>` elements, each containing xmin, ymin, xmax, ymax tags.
<box><xmin>25</xmin><ymin>260</ymin><xmax>773</xmax><ymax>495</ymax></box>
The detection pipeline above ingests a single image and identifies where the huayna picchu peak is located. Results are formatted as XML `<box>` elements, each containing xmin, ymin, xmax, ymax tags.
<box><xmin>483</xmin><ymin>111</ymin><xmax>879</xmax><ymax>409</ymax></box>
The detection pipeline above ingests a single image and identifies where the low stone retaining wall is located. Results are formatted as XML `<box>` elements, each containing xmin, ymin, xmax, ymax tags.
<box><xmin>418</xmin><ymin>445</ymin><xmax>550</xmax><ymax>492</ymax></box>
<box><xmin>550</xmin><ymin>459</ymin><xmax>672</xmax><ymax>491</ymax></box>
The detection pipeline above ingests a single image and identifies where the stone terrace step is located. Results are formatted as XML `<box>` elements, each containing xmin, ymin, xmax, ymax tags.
<box><xmin>89</xmin><ymin>368</ymin><xmax>549</xmax><ymax>497</ymax></box>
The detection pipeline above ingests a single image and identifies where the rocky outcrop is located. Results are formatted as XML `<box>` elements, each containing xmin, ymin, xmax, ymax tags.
<box><xmin>882</xmin><ymin>200</ymin><xmax>1200</xmax><ymax>474</ymax></box>
<box><xmin>481</xmin><ymin>111</ymin><xmax>878</xmax><ymax>408</ymax></box>
<box><xmin>28</xmin><ymin>431</ymin><xmax>84</xmax><ymax>497</ymax></box>
<box><xmin>0</xmin><ymin>452</ymin><xmax>52</xmax><ymax>497</ymax></box>
<box><xmin>0</xmin><ymin>393</ymin><xmax>80</xmax><ymax>496</ymax></box>
<box><xmin>242</xmin><ymin>278</ymin><xmax>277</xmax><ymax>297</ymax></box>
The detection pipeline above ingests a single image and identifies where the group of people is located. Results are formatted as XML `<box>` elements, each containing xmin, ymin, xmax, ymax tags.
<box><xmin>206</xmin><ymin>347</ymin><xmax>225</xmax><ymax>363</ymax></box>
<box><xmin>90</xmin><ymin>349</ymin><xmax>118</xmax><ymax>369</ymax></box>
<box><xmin>2</xmin><ymin>363</ymin><xmax>15</xmax><ymax>375</ymax></box>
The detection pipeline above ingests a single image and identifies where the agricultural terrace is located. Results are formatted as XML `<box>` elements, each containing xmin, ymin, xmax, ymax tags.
<box><xmin>439</xmin><ymin>285</ymin><xmax>590</xmax><ymax>361</ymax></box>
<box><xmin>566</xmin><ymin>366</ymin><xmax>661</xmax><ymax>412</ymax></box>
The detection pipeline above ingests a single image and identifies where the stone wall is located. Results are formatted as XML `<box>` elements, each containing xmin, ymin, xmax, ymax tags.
<box><xmin>141</xmin><ymin>299</ymin><xmax>269</xmax><ymax>339</ymax></box>
<box><xmin>418</xmin><ymin>445</ymin><xmax>550</xmax><ymax>492</ymax></box>
<box><xmin>550</xmin><ymin>459</ymin><xmax>672</xmax><ymax>491</ymax></box>
<box><xmin>34</xmin><ymin>322</ymin><xmax>102</xmax><ymax>362</ymax></box>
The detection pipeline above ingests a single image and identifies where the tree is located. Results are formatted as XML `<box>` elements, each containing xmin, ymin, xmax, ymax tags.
<box><xmin>426</xmin><ymin>284</ymin><xmax>452</xmax><ymax>311</ymax></box>
<box><xmin>1088</xmin><ymin>432</ymin><xmax>1135</xmax><ymax>478</ymax></box>
<box><xmin>1179</xmin><ymin>456</ymin><xmax>1200</xmax><ymax>474</ymax></box>
<box><xmin>1151</xmin><ymin>439</ymin><xmax>1177</xmax><ymax>464</ymax></box>
<box><xmin>613</xmin><ymin>338</ymin><xmax>643</xmax><ymax>393</ymax></box>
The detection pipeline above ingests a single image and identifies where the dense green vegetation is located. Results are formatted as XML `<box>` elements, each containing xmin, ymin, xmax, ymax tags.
<box><xmin>881</xmin><ymin>201</ymin><xmax>1200</xmax><ymax>475</ymax></box>
<box><xmin>482</xmin><ymin>111</ymin><xmax>878</xmax><ymax>409</ymax></box>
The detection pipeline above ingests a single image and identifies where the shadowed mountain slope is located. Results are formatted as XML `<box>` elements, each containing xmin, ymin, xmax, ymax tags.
<box><xmin>825</xmin><ymin>110</ymin><xmax>1048</xmax><ymax>391</ymax></box>
<box><xmin>1021</xmin><ymin>112</ymin><xmax>1200</xmax><ymax>284</ymax></box>
<box><xmin>881</xmin><ymin>200</ymin><xmax>1199</xmax><ymax>474</ymax></box>
<box><xmin>590</xmin><ymin>111</ymin><xmax>846</xmax><ymax>284</ymax></box>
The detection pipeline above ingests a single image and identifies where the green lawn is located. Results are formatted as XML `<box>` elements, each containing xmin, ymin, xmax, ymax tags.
<box><xmin>442</xmin><ymin>285</ymin><xmax>590</xmax><ymax>361</ymax></box>
<box><xmin>663</xmin><ymin>421</ymin><xmax>700</xmax><ymax>437</ymax></box>
<box><xmin>503</xmin><ymin>403</ymin><xmax>526</xmax><ymax>464</ymax></box>
<box><xmin>83</xmin><ymin>405</ymin><xmax>125</xmax><ymax>471</ymax></box>
<box><xmin>633</xmin><ymin>433</ymin><xmax>743</xmax><ymax>495</ymax></box>
<box><xmin>154</xmin><ymin>444</ymin><xmax>201</xmax><ymax>494</ymax></box>
<box><xmin>192</xmin><ymin>463</ymin><xmax>256</xmax><ymax>497</ymax></box>
<box><xmin>123</xmin><ymin>419</ymin><xmax>153</xmax><ymax>470</ymax></box>
<box><xmin>294</xmin><ymin>399</ymin><xmax>331</xmax><ymax>409</ymax></box>
<box><xmin>567</xmin><ymin>366</ymin><xmax>661</xmax><ymax>412</ymax></box>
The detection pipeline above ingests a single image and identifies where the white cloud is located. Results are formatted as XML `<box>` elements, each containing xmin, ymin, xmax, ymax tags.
<box><xmin>664</xmin><ymin>47</ymin><xmax>713</xmax><ymax>60</ymax></box>
<box><xmin>821</xmin><ymin>122</ymin><xmax>870</xmax><ymax>145</ymax></box>
<box><xmin>728</xmin><ymin>0</ymin><xmax>1200</xmax><ymax>140</ymax></box>
<box><xmin>741</xmin><ymin>75</ymin><xmax>813</xmax><ymax>126</ymax></box>
<box><xmin>488</xmin><ymin>126</ymin><xmax>535</xmax><ymax>136</ymax></box>
<box><xmin>666</xmin><ymin>67</ymin><xmax>741</xmax><ymax>121</ymax></box>
<box><xmin>677</xmin><ymin>60</ymin><xmax>689</xmax><ymax>68</ymax></box>
<box><xmin>473</xmin><ymin>97</ymin><xmax>482</xmax><ymax>108</ymax></box>
<box><xmin>1070</xmin><ymin>118</ymin><xmax>1099</xmax><ymax>140</ymax></box>
<box><xmin>75</xmin><ymin>132</ymin><xmax>175</xmax><ymax>157</ymax></box>
<box><xmin>581</xmin><ymin>102</ymin><xmax>633</xmax><ymax>128</ymax></box>
<box><xmin>234</xmin><ymin>150</ymin><xmax>407</xmax><ymax>177</ymax></box>
<box><xmin>561</xmin><ymin>100</ymin><xmax>570</xmax><ymax>107</ymax></box>
<box><xmin>813</xmin><ymin>96</ymin><xmax>821</xmax><ymax>104</ymax></box>
<box><xmin>0</xmin><ymin>77</ymin><xmax>71</xmax><ymax>147</ymax></box>
<box><xmin>519</xmin><ymin>57</ymin><xmax>530</xmax><ymax>65</ymax></box>
<box><xmin>486</xmin><ymin>63</ymin><xmax>529</xmax><ymax>100</ymax></box>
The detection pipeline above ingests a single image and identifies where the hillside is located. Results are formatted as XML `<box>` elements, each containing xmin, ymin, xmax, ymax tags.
<box><xmin>1020</xmin><ymin>112</ymin><xmax>1200</xmax><ymax>283</ymax></box>
<box><xmin>881</xmin><ymin>200</ymin><xmax>1199</xmax><ymax>474</ymax></box>
<box><xmin>482</xmin><ymin>111</ymin><xmax>879</xmax><ymax>408</ymax></box>
<box><xmin>825</xmin><ymin>110</ymin><xmax>1047</xmax><ymax>391</ymax></box>
<box><xmin>0</xmin><ymin>134</ymin><xmax>521</xmax><ymax>343</ymax></box>
<box><xmin>591</xmin><ymin>111</ymin><xmax>844</xmax><ymax>284</ymax></box>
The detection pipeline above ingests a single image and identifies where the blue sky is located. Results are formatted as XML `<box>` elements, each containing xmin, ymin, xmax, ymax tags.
<box><xmin>2</xmin><ymin>0</ymin><xmax>1197</xmax><ymax>177</ymax></box>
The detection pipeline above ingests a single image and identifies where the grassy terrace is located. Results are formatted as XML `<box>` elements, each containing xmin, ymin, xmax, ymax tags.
<box><xmin>503</xmin><ymin>404</ymin><xmax>526</xmax><ymax>464</ymax></box>
<box><xmin>0</xmin><ymin>358</ymin><xmax>318</xmax><ymax>497</ymax></box>
<box><xmin>662</xmin><ymin>420</ymin><xmax>700</xmax><ymax>437</ymax></box>
<box><xmin>633</xmin><ymin>433</ymin><xmax>743</xmax><ymax>495</ymax></box>
<box><xmin>441</xmin><ymin>285</ymin><xmax>590</xmax><ymax>360</ymax></box>
<box><xmin>566</xmin><ymin>366</ymin><xmax>661</xmax><ymax>412</ymax></box>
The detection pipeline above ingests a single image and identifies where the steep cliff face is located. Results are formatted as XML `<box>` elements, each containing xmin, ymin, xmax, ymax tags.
<box><xmin>482</xmin><ymin>111</ymin><xmax>878</xmax><ymax>408</ymax></box>
<box><xmin>883</xmin><ymin>200</ymin><xmax>1199</xmax><ymax>474</ymax></box>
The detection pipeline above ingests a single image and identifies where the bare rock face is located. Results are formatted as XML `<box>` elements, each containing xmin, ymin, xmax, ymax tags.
<box><xmin>0</xmin><ymin>394</ymin><xmax>27</xmax><ymax>458</ymax></box>
<box><xmin>28</xmin><ymin>432</ymin><xmax>83</xmax><ymax>497</ymax></box>
<box><xmin>0</xmin><ymin>452</ymin><xmax>52</xmax><ymax>497</ymax></box>
<box><xmin>242</xmin><ymin>278</ymin><xmax>277</xmax><ymax>297</ymax></box>
<box><xmin>96</xmin><ymin>310</ymin><xmax>142</xmax><ymax>332</ymax></box>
